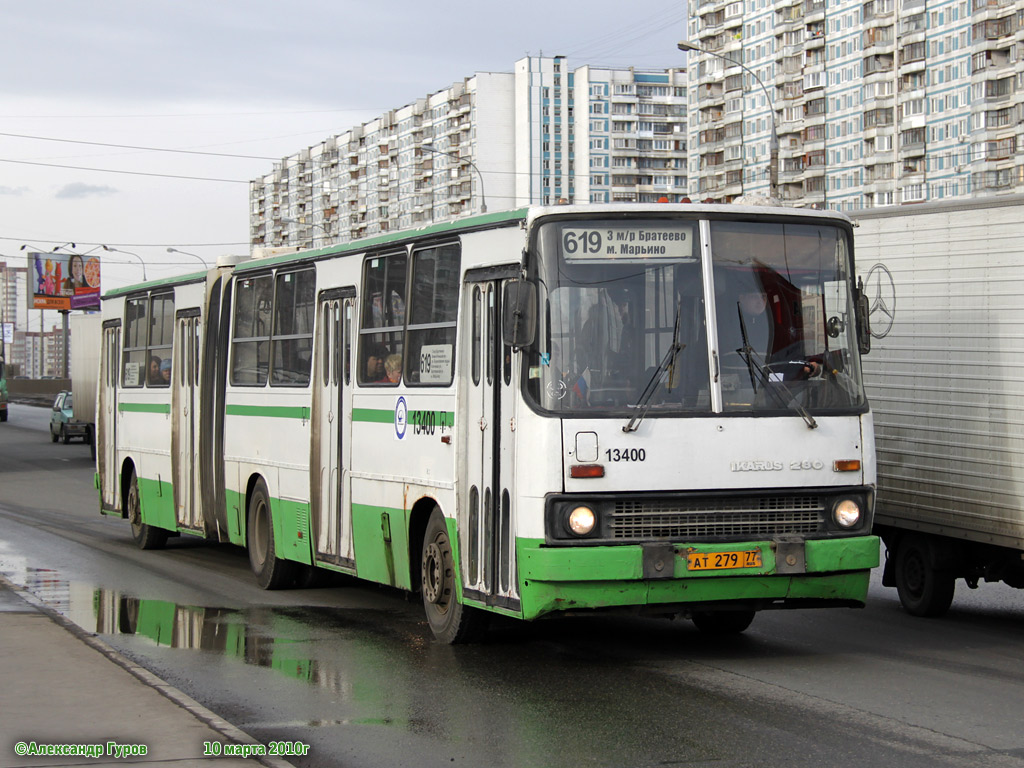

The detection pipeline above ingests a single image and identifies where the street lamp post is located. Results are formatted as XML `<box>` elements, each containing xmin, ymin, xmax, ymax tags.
<box><xmin>102</xmin><ymin>246</ymin><xmax>147</xmax><ymax>282</ymax></box>
<box><xmin>678</xmin><ymin>39</ymin><xmax>779</xmax><ymax>200</ymax></box>
<box><xmin>419</xmin><ymin>143</ymin><xmax>488</xmax><ymax>214</ymax></box>
<box><xmin>166</xmin><ymin>247</ymin><xmax>208</xmax><ymax>269</ymax></box>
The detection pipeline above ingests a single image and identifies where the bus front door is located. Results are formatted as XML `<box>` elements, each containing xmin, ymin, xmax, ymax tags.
<box><xmin>98</xmin><ymin>323</ymin><xmax>121</xmax><ymax>513</ymax></box>
<box><xmin>173</xmin><ymin>312</ymin><xmax>202</xmax><ymax>531</ymax></box>
<box><xmin>311</xmin><ymin>293</ymin><xmax>354</xmax><ymax>568</ymax></box>
<box><xmin>462</xmin><ymin>278</ymin><xmax>519</xmax><ymax>611</ymax></box>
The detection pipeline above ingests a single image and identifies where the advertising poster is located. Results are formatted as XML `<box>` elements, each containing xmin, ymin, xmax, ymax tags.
<box><xmin>28</xmin><ymin>251</ymin><xmax>101</xmax><ymax>311</ymax></box>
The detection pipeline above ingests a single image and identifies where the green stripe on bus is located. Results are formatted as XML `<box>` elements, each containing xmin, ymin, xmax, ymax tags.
<box><xmin>119</xmin><ymin>402</ymin><xmax>172</xmax><ymax>414</ymax></box>
<box><xmin>353</xmin><ymin>408</ymin><xmax>455</xmax><ymax>426</ymax></box>
<box><xmin>225</xmin><ymin>404</ymin><xmax>310</xmax><ymax>419</ymax></box>
<box><xmin>352</xmin><ymin>408</ymin><xmax>394</xmax><ymax>423</ymax></box>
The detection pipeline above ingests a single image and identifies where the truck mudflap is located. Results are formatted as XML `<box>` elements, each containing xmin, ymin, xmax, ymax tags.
<box><xmin>516</xmin><ymin>535</ymin><xmax>879</xmax><ymax>620</ymax></box>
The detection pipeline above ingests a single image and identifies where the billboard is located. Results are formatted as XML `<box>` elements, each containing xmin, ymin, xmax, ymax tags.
<box><xmin>28</xmin><ymin>251</ymin><xmax>101</xmax><ymax>311</ymax></box>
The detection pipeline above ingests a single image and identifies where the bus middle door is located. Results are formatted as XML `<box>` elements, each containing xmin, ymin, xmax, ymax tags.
<box><xmin>173</xmin><ymin>310</ymin><xmax>202</xmax><ymax>531</ymax></box>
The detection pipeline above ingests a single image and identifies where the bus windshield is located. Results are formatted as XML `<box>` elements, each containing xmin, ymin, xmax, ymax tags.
<box><xmin>525</xmin><ymin>216</ymin><xmax>866</xmax><ymax>417</ymax></box>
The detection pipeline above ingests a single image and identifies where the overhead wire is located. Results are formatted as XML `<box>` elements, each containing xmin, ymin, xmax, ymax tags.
<box><xmin>0</xmin><ymin>131</ymin><xmax>278</xmax><ymax>160</ymax></box>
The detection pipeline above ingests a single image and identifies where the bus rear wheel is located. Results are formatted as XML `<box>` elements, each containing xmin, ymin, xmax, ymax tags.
<box><xmin>127</xmin><ymin>470</ymin><xmax>168</xmax><ymax>550</ymax></box>
<box><xmin>247</xmin><ymin>480</ymin><xmax>295</xmax><ymax>590</ymax></box>
<box><xmin>421</xmin><ymin>509</ymin><xmax>487</xmax><ymax>644</ymax></box>
<box><xmin>691</xmin><ymin>610</ymin><xmax>756</xmax><ymax>635</ymax></box>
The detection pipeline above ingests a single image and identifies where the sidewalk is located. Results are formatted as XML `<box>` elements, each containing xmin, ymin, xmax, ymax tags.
<box><xmin>0</xmin><ymin>578</ymin><xmax>294</xmax><ymax>767</ymax></box>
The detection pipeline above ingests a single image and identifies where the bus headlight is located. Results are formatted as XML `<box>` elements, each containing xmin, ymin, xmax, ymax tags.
<box><xmin>567</xmin><ymin>506</ymin><xmax>597</xmax><ymax>536</ymax></box>
<box><xmin>833</xmin><ymin>499</ymin><xmax>861</xmax><ymax>528</ymax></box>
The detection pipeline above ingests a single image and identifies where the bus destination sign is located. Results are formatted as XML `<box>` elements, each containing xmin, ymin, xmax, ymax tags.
<box><xmin>561</xmin><ymin>224</ymin><xmax>696</xmax><ymax>261</ymax></box>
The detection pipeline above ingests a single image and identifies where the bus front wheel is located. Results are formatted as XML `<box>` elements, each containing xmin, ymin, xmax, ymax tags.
<box><xmin>127</xmin><ymin>470</ymin><xmax>168</xmax><ymax>550</ymax></box>
<box><xmin>421</xmin><ymin>509</ymin><xmax>487</xmax><ymax>644</ymax></box>
<box><xmin>247</xmin><ymin>480</ymin><xmax>295</xmax><ymax>590</ymax></box>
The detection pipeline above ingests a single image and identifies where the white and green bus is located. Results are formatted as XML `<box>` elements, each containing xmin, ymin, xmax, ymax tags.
<box><xmin>96</xmin><ymin>203</ymin><xmax>879</xmax><ymax>642</ymax></box>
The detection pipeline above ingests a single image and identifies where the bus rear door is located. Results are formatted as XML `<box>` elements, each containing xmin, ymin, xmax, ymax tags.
<box><xmin>98</xmin><ymin>322</ymin><xmax>121</xmax><ymax>513</ymax></box>
<box><xmin>173</xmin><ymin>310</ymin><xmax>202</xmax><ymax>531</ymax></box>
<box><xmin>311</xmin><ymin>290</ymin><xmax>355</xmax><ymax>567</ymax></box>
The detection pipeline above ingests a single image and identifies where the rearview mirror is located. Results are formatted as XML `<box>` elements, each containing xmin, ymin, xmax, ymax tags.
<box><xmin>855</xmin><ymin>277</ymin><xmax>871</xmax><ymax>355</ymax></box>
<box><xmin>502</xmin><ymin>280</ymin><xmax>537</xmax><ymax>349</ymax></box>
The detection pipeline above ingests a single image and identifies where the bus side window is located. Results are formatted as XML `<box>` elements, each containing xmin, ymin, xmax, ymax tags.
<box><xmin>271</xmin><ymin>268</ymin><xmax>315</xmax><ymax>387</ymax></box>
<box><xmin>407</xmin><ymin>243</ymin><xmax>459</xmax><ymax>386</ymax></box>
<box><xmin>122</xmin><ymin>298</ymin><xmax>147</xmax><ymax>388</ymax></box>
<box><xmin>148</xmin><ymin>293</ymin><xmax>174</xmax><ymax>387</ymax></box>
<box><xmin>231</xmin><ymin>274</ymin><xmax>273</xmax><ymax>386</ymax></box>
<box><xmin>359</xmin><ymin>253</ymin><xmax>407</xmax><ymax>385</ymax></box>
<box><xmin>343</xmin><ymin>299</ymin><xmax>353</xmax><ymax>385</ymax></box>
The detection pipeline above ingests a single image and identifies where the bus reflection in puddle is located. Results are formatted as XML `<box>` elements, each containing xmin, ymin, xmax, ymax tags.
<box><xmin>4</xmin><ymin>564</ymin><xmax>321</xmax><ymax>684</ymax></box>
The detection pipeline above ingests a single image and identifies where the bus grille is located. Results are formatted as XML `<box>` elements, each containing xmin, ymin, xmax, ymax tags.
<box><xmin>608</xmin><ymin>496</ymin><xmax>825</xmax><ymax>540</ymax></box>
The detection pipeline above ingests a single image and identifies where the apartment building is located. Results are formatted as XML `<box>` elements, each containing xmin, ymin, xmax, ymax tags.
<box><xmin>251</xmin><ymin>57</ymin><xmax>688</xmax><ymax>249</ymax></box>
<box><xmin>686</xmin><ymin>0</ymin><xmax>1024</xmax><ymax>208</ymax></box>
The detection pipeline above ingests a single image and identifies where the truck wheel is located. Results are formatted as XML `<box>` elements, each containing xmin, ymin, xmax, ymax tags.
<box><xmin>60</xmin><ymin>425</ymin><xmax>70</xmax><ymax>444</ymax></box>
<box><xmin>247</xmin><ymin>479</ymin><xmax>295</xmax><ymax>590</ymax></box>
<box><xmin>894</xmin><ymin>534</ymin><xmax>955</xmax><ymax>617</ymax></box>
<box><xmin>421</xmin><ymin>508</ymin><xmax>487</xmax><ymax>643</ymax></box>
<box><xmin>691</xmin><ymin>610</ymin><xmax>756</xmax><ymax>635</ymax></box>
<box><xmin>127</xmin><ymin>470</ymin><xmax>168</xmax><ymax>550</ymax></box>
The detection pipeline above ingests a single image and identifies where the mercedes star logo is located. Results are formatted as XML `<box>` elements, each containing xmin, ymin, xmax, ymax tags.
<box><xmin>864</xmin><ymin>263</ymin><xmax>895</xmax><ymax>339</ymax></box>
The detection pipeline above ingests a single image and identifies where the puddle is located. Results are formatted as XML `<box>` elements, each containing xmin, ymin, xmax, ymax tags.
<box><xmin>0</xmin><ymin>539</ymin><xmax>436</xmax><ymax>728</ymax></box>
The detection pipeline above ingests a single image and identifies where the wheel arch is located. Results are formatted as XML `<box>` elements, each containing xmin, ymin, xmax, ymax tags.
<box><xmin>242</xmin><ymin>471</ymin><xmax>270</xmax><ymax>547</ymax></box>
<box><xmin>408</xmin><ymin>495</ymin><xmax>444</xmax><ymax>594</ymax></box>
<box><xmin>119</xmin><ymin>457</ymin><xmax>138</xmax><ymax>519</ymax></box>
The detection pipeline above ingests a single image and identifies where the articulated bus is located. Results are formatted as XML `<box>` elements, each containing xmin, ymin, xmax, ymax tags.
<box><xmin>96</xmin><ymin>204</ymin><xmax>879</xmax><ymax>642</ymax></box>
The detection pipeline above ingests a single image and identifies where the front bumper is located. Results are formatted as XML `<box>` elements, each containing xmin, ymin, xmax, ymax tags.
<box><xmin>516</xmin><ymin>535</ymin><xmax>880</xmax><ymax>620</ymax></box>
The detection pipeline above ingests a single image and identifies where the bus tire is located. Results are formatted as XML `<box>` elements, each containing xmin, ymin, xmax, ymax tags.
<box><xmin>691</xmin><ymin>610</ymin><xmax>756</xmax><ymax>635</ymax></box>
<box><xmin>421</xmin><ymin>508</ymin><xmax>488</xmax><ymax>644</ymax></box>
<box><xmin>127</xmin><ymin>470</ymin><xmax>168</xmax><ymax>550</ymax></box>
<box><xmin>894</xmin><ymin>534</ymin><xmax>955</xmax><ymax>617</ymax></box>
<box><xmin>247</xmin><ymin>480</ymin><xmax>294</xmax><ymax>590</ymax></box>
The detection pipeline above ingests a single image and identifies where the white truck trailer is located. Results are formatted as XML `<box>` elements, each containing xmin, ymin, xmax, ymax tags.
<box><xmin>853</xmin><ymin>196</ymin><xmax>1024</xmax><ymax>615</ymax></box>
<box><xmin>70</xmin><ymin>313</ymin><xmax>102</xmax><ymax>457</ymax></box>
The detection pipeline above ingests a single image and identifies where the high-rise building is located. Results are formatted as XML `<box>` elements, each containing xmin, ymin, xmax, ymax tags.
<box><xmin>685</xmin><ymin>0</ymin><xmax>1023</xmax><ymax>209</ymax></box>
<box><xmin>250</xmin><ymin>57</ymin><xmax>688</xmax><ymax>249</ymax></box>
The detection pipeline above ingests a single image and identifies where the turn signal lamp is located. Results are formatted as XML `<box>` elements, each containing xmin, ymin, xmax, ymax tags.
<box><xmin>833</xmin><ymin>459</ymin><xmax>861</xmax><ymax>472</ymax></box>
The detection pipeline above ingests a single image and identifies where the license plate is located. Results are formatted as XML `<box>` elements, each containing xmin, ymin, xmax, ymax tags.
<box><xmin>686</xmin><ymin>550</ymin><xmax>763</xmax><ymax>571</ymax></box>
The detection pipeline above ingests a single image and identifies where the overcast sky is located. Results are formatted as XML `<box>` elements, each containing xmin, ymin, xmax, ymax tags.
<box><xmin>0</xmin><ymin>0</ymin><xmax>686</xmax><ymax>298</ymax></box>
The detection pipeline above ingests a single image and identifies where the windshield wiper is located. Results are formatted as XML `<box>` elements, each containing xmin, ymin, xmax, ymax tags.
<box><xmin>736</xmin><ymin>307</ymin><xmax>818</xmax><ymax>430</ymax></box>
<box><xmin>623</xmin><ymin>302</ymin><xmax>685</xmax><ymax>433</ymax></box>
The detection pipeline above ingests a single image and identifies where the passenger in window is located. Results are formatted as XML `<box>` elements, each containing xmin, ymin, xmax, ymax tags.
<box><xmin>148</xmin><ymin>356</ymin><xmax>162</xmax><ymax>385</ymax></box>
<box><xmin>160</xmin><ymin>358</ymin><xmax>172</xmax><ymax>386</ymax></box>
<box><xmin>385</xmin><ymin>354</ymin><xmax>402</xmax><ymax>384</ymax></box>
<box><xmin>363</xmin><ymin>343</ymin><xmax>388</xmax><ymax>383</ymax></box>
